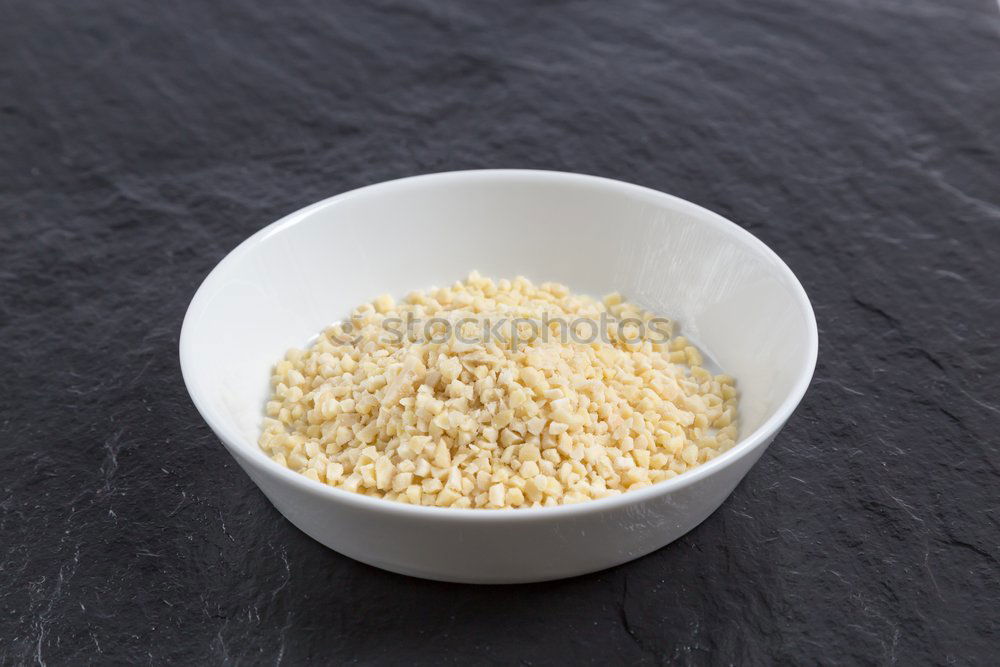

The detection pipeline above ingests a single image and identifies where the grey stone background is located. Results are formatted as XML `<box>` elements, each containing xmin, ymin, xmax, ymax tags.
<box><xmin>1</xmin><ymin>0</ymin><xmax>998</xmax><ymax>663</ymax></box>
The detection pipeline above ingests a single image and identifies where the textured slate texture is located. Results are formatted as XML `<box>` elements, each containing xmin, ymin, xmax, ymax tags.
<box><xmin>2</xmin><ymin>0</ymin><xmax>999</xmax><ymax>664</ymax></box>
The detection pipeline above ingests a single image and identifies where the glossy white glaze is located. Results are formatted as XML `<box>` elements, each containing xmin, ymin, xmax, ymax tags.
<box><xmin>180</xmin><ymin>170</ymin><xmax>817</xmax><ymax>583</ymax></box>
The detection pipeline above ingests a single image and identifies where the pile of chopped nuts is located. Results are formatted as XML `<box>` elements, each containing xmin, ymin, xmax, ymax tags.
<box><xmin>259</xmin><ymin>272</ymin><xmax>738</xmax><ymax>508</ymax></box>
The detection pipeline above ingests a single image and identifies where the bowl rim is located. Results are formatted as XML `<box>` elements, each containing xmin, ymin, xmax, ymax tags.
<box><xmin>180</xmin><ymin>169</ymin><xmax>818</xmax><ymax>522</ymax></box>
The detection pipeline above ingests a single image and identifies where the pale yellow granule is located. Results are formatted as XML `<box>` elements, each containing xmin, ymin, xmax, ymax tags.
<box><xmin>259</xmin><ymin>272</ymin><xmax>738</xmax><ymax>509</ymax></box>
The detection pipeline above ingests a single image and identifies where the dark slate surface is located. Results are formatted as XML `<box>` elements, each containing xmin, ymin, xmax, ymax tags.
<box><xmin>2</xmin><ymin>0</ymin><xmax>999</xmax><ymax>663</ymax></box>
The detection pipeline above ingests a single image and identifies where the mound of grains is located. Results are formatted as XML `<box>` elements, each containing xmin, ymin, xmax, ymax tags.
<box><xmin>259</xmin><ymin>272</ymin><xmax>738</xmax><ymax>508</ymax></box>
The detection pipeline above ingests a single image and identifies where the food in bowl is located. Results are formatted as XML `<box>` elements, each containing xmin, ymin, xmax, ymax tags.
<box><xmin>182</xmin><ymin>170</ymin><xmax>817</xmax><ymax>581</ymax></box>
<box><xmin>258</xmin><ymin>271</ymin><xmax>739</xmax><ymax>508</ymax></box>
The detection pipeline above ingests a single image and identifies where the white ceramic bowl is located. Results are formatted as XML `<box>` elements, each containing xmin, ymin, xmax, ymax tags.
<box><xmin>180</xmin><ymin>170</ymin><xmax>817</xmax><ymax>584</ymax></box>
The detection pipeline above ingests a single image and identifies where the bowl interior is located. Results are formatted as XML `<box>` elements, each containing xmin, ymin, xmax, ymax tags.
<box><xmin>181</xmin><ymin>171</ymin><xmax>815</xmax><ymax>463</ymax></box>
